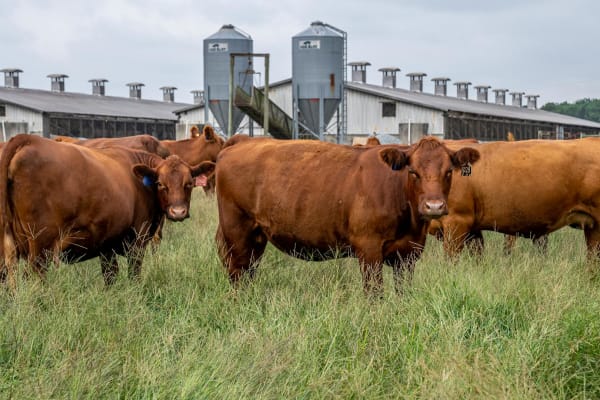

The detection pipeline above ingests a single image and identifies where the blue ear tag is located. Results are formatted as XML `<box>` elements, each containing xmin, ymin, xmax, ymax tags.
<box><xmin>142</xmin><ymin>175</ymin><xmax>154</xmax><ymax>187</ymax></box>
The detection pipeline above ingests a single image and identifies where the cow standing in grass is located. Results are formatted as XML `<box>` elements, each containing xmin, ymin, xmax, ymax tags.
<box><xmin>431</xmin><ymin>138</ymin><xmax>600</xmax><ymax>259</ymax></box>
<box><xmin>0</xmin><ymin>134</ymin><xmax>215</xmax><ymax>288</ymax></box>
<box><xmin>214</xmin><ymin>137</ymin><xmax>480</xmax><ymax>295</ymax></box>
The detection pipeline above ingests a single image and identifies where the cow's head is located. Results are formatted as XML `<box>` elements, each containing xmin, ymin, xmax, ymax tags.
<box><xmin>379</xmin><ymin>137</ymin><xmax>480</xmax><ymax>219</ymax></box>
<box><xmin>133</xmin><ymin>155</ymin><xmax>216</xmax><ymax>221</ymax></box>
<box><xmin>196</xmin><ymin>125</ymin><xmax>225</xmax><ymax>162</ymax></box>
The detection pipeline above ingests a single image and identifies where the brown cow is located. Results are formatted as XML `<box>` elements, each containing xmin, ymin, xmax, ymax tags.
<box><xmin>215</xmin><ymin>137</ymin><xmax>480</xmax><ymax>295</ymax></box>
<box><xmin>0</xmin><ymin>134</ymin><xmax>215</xmax><ymax>288</ymax></box>
<box><xmin>161</xmin><ymin>125</ymin><xmax>225</xmax><ymax>193</ymax></box>
<box><xmin>432</xmin><ymin>138</ymin><xmax>600</xmax><ymax>258</ymax></box>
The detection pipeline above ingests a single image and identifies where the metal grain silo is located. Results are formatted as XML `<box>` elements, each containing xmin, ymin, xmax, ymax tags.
<box><xmin>292</xmin><ymin>21</ymin><xmax>345</xmax><ymax>139</ymax></box>
<box><xmin>203</xmin><ymin>24</ymin><xmax>253</xmax><ymax>135</ymax></box>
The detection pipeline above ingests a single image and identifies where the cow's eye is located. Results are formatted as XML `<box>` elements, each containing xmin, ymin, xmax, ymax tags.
<box><xmin>408</xmin><ymin>169</ymin><xmax>420</xmax><ymax>179</ymax></box>
<box><xmin>185</xmin><ymin>182</ymin><xmax>193</xmax><ymax>189</ymax></box>
<box><xmin>445</xmin><ymin>169</ymin><xmax>453</xmax><ymax>178</ymax></box>
<box><xmin>157</xmin><ymin>182</ymin><xmax>167</xmax><ymax>191</ymax></box>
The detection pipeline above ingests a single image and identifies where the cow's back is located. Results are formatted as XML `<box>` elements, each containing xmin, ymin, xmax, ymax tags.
<box><xmin>73</xmin><ymin>135</ymin><xmax>170</xmax><ymax>158</ymax></box>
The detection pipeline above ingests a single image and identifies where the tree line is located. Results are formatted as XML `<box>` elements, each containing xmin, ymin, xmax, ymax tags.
<box><xmin>542</xmin><ymin>98</ymin><xmax>600</xmax><ymax>122</ymax></box>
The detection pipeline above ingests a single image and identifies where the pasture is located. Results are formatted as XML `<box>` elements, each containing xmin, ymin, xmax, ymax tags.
<box><xmin>1</xmin><ymin>193</ymin><xmax>600</xmax><ymax>399</ymax></box>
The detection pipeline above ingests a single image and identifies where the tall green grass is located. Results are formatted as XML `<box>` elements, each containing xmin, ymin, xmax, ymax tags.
<box><xmin>1</xmin><ymin>193</ymin><xmax>600</xmax><ymax>399</ymax></box>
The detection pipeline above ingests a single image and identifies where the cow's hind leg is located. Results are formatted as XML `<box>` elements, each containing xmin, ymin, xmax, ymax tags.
<box><xmin>216</xmin><ymin>222</ymin><xmax>267</xmax><ymax>285</ymax></box>
<box><xmin>27</xmin><ymin>239</ymin><xmax>50</xmax><ymax>281</ymax></box>
<box><xmin>127</xmin><ymin>245</ymin><xmax>146</xmax><ymax>280</ymax></box>
<box><xmin>100</xmin><ymin>251</ymin><xmax>119</xmax><ymax>285</ymax></box>
<box><xmin>465</xmin><ymin>231</ymin><xmax>484</xmax><ymax>256</ymax></box>
<box><xmin>533</xmin><ymin>234</ymin><xmax>549</xmax><ymax>254</ymax></box>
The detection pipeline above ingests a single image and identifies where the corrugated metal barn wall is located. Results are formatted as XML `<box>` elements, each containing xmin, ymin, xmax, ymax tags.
<box><xmin>345</xmin><ymin>91</ymin><xmax>444</xmax><ymax>137</ymax></box>
<box><xmin>3</xmin><ymin>104</ymin><xmax>43</xmax><ymax>136</ymax></box>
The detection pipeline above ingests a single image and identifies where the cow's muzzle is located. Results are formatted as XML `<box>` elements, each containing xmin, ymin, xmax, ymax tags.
<box><xmin>420</xmin><ymin>200</ymin><xmax>448</xmax><ymax>219</ymax></box>
<box><xmin>167</xmin><ymin>205</ymin><xmax>190</xmax><ymax>221</ymax></box>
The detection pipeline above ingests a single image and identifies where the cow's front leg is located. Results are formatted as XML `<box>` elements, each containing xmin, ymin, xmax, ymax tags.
<box><xmin>442</xmin><ymin>217</ymin><xmax>474</xmax><ymax>259</ymax></box>
<box><xmin>358</xmin><ymin>258</ymin><xmax>383</xmax><ymax>298</ymax></box>
<box><xmin>386</xmin><ymin>239</ymin><xmax>424</xmax><ymax>295</ymax></box>
<box><xmin>355</xmin><ymin>242</ymin><xmax>384</xmax><ymax>297</ymax></box>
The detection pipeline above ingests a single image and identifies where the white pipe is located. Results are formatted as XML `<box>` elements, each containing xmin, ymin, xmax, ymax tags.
<box><xmin>408</xmin><ymin>119</ymin><xmax>412</xmax><ymax>145</ymax></box>
<box><xmin>1</xmin><ymin>120</ymin><xmax>6</xmax><ymax>142</ymax></box>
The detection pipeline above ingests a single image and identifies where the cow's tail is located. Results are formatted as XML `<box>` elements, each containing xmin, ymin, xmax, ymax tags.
<box><xmin>0</xmin><ymin>134</ymin><xmax>31</xmax><ymax>288</ymax></box>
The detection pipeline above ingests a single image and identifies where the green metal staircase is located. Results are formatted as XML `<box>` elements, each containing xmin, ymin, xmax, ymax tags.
<box><xmin>234</xmin><ymin>86</ymin><xmax>294</xmax><ymax>139</ymax></box>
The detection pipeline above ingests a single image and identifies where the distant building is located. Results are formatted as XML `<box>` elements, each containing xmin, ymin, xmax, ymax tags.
<box><xmin>177</xmin><ymin>75</ymin><xmax>600</xmax><ymax>143</ymax></box>
<box><xmin>0</xmin><ymin>69</ymin><xmax>190</xmax><ymax>140</ymax></box>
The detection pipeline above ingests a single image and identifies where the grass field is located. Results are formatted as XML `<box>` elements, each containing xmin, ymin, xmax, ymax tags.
<box><xmin>1</xmin><ymin>193</ymin><xmax>600</xmax><ymax>399</ymax></box>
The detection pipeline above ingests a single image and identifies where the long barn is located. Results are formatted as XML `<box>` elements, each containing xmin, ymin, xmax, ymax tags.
<box><xmin>176</xmin><ymin>68</ymin><xmax>600</xmax><ymax>143</ymax></box>
<box><xmin>0</xmin><ymin>69</ymin><xmax>191</xmax><ymax>141</ymax></box>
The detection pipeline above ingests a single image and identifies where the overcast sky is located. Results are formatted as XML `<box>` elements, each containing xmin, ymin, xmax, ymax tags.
<box><xmin>3</xmin><ymin>0</ymin><xmax>598</xmax><ymax>105</ymax></box>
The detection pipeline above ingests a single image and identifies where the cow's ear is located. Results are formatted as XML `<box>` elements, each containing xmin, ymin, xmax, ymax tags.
<box><xmin>132</xmin><ymin>164</ymin><xmax>158</xmax><ymax>186</ymax></box>
<box><xmin>203</xmin><ymin>125</ymin><xmax>216</xmax><ymax>142</ymax></box>
<box><xmin>190</xmin><ymin>161</ymin><xmax>216</xmax><ymax>178</ymax></box>
<box><xmin>379</xmin><ymin>148</ymin><xmax>408</xmax><ymax>171</ymax></box>
<box><xmin>190</xmin><ymin>125</ymin><xmax>200</xmax><ymax>138</ymax></box>
<box><xmin>451</xmin><ymin>147</ymin><xmax>480</xmax><ymax>168</ymax></box>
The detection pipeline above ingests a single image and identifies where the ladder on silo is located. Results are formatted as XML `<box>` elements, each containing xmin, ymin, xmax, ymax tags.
<box><xmin>321</xmin><ymin>23</ymin><xmax>347</xmax><ymax>144</ymax></box>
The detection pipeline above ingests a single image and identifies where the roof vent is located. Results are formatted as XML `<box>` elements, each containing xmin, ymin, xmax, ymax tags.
<box><xmin>431</xmin><ymin>77</ymin><xmax>450</xmax><ymax>96</ymax></box>
<box><xmin>454</xmin><ymin>81</ymin><xmax>471</xmax><ymax>100</ymax></box>
<box><xmin>1</xmin><ymin>68</ymin><xmax>23</xmax><ymax>88</ymax></box>
<box><xmin>474</xmin><ymin>85</ymin><xmax>491</xmax><ymax>103</ymax></box>
<box><xmin>191</xmin><ymin>90</ymin><xmax>205</xmax><ymax>105</ymax></box>
<box><xmin>406</xmin><ymin>72</ymin><xmax>427</xmax><ymax>92</ymax></box>
<box><xmin>89</xmin><ymin>78</ymin><xmax>108</xmax><ymax>96</ymax></box>
<box><xmin>493</xmin><ymin>89</ymin><xmax>508</xmax><ymax>105</ymax></box>
<box><xmin>348</xmin><ymin>61</ymin><xmax>371</xmax><ymax>83</ymax></box>
<box><xmin>126</xmin><ymin>82</ymin><xmax>144</xmax><ymax>99</ymax></box>
<box><xmin>160</xmin><ymin>86</ymin><xmax>177</xmax><ymax>102</ymax></box>
<box><xmin>510</xmin><ymin>91</ymin><xmax>525</xmax><ymax>107</ymax></box>
<box><xmin>526</xmin><ymin>94</ymin><xmax>540</xmax><ymax>109</ymax></box>
<box><xmin>378</xmin><ymin>67</ymin><xmax>400</xmax><ymax>88</ymax></box>
<box><xmin>47</xmin><ymin>74</ymin><xmax>68</xmax><ymax>92</ymax></box>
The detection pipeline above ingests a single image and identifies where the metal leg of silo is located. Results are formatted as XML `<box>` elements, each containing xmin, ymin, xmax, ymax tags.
<box><xmin>319</xmin><ymin>88</ymin><xmax>324</xmax><ymax>141</ymax></box>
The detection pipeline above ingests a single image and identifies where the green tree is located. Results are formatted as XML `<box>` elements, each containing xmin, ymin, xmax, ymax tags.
<box><xmin>542</xmin><ymin>98</ymin><xmax>600</xmax><ymax>122</ymax></box>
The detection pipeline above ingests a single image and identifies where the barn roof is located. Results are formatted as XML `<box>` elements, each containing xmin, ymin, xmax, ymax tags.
<box><xmin>347</xmin><ymin>81</ymin><xmax>600</xmax><ymax>129</ymax></box>
<box><xmin>0</xmin><ymin>87</ymin><xmax>191</xmax><ymax>121</ymax></box>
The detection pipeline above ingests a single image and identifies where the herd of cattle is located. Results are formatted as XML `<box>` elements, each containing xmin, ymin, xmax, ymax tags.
<box><xmin>1</xmin><ymin>126</ymin><xmax>599</xmax><ymax>295</ymax></box>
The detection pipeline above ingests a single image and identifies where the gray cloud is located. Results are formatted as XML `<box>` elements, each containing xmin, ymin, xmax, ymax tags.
<box><xmin>2</xmin><ymin>0</ymin><xmax>598</xmax><ymax>105</ymax></box>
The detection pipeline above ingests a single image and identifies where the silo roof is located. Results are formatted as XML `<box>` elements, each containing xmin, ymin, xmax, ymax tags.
<box><xmin>205</xmin><ymin>24</ymin><xmax>252</xmax><ymax>40</ymax></box>
<box><xmin>293</xmin><ymin>21</ymin><xmax>344</xmax><ymax>38</ymax></box>
<box><xmin>0</xmin><ymin>87</ymin><xmax>190</xmax><ymax>121</ymax></box>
